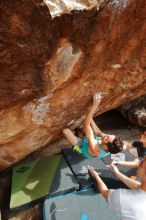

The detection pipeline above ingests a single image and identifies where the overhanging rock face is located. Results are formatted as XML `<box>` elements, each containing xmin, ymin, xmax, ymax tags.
<box><xmin>0</xmin><ymin>0</ymin><xmax>146</xmax><ymax>171</ymax></box>
<box><xmin>120</xmin><ymin>95</ymin><xmax>146</xmax><ymax>127</ymax></box>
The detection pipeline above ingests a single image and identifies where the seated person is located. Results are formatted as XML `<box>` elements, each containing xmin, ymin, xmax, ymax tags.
<box><xmin>112</xmin><ymin>130</ymin><xmax>146</xmax><ymax>167</ymax></box>
<box><xmin>63</xmin><ymin>94</ymin><xmax>123</xmax><ymax>158</ymax></box>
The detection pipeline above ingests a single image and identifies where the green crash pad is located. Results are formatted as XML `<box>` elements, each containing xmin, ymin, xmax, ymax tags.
<box><xmin>43</xmin><ymin>188</ymin><xmax>120</xmax><ymax>220</ymax></box>
<box><xmin>10</xmin><ymin>154</ymin><xmax>79</xmax><ymax>210</ymax></box>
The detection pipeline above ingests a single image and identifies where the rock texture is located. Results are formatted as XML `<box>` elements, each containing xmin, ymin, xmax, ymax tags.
<box><xmin>0</xmin><ymin>0</ymin><xmax>146</xmax><ymax>171</ymax></box>
<box><xmin>120</xmin><ymin>95</ymin><xmax>146</xmax><ymax>127</ymax></box>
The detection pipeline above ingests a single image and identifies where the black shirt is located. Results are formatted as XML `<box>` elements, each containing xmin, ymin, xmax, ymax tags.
<box><xmin>132</xmin><ymin>141</ymin><xmax>146</xmax><ymax>159</ymax></box>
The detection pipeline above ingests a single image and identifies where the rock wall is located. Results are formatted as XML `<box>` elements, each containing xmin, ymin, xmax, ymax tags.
<box><xmin>0</xmin><ymin>0</ymin><xmax>146</xmax><ymax>171</ymax></box>
<box><xmin>120</xmin><ymin>95</ymin><xmax>146</xmax><ymax>127</ymax></box>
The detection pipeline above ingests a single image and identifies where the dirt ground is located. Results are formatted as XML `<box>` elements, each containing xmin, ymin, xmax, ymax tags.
<box><xmin>0</xmin><ymin>110</ymin><xmax>143</xmax><ymax>220</ymax></box>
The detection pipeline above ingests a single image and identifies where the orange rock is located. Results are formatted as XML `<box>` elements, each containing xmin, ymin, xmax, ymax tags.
<box><xmin>0</xmin><ymin>0</ymin><xmax>146</xmax><ymax>171</ymax></box>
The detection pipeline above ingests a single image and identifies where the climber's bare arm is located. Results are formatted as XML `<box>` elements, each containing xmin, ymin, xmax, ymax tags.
<box><xmin>91</xmin><ymin>118</ymin><xmax>105</xmax><ymax>138</ymax></box>
<box><xmin>123</xmin><ymin>143</ymin><xmax>133</xmax><ymax>150</ymax></box>
<box><xmin>84</xmin><ymin>123</ymin><xmax>100</xmax><ymax>156</ymax></box>
<box><xmin>83</xmin><ymin>93</ymin><xmax>102</xmax><ymax>155</ymax></box>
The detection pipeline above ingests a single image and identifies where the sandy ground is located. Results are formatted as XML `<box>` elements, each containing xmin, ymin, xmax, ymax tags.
<box><xmin>0</xmin><ymin>110</ymin><xmax>143</xmax><ymax>220</ymax></box>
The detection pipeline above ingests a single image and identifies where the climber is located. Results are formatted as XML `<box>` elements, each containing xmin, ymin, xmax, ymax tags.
<box><xmin>63</xmin><ymin>93</ymin><xmax>124</xmax><ymax>158</ymax></box>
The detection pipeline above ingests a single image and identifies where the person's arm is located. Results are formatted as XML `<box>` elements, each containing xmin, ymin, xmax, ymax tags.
<box><xmin>84</xmin><ymin>98</ymin><xmax>101</xmax><ymax>127</ymax></box>
<box><xmin>112</xmin><ymin>158</ymin><xmax>140</xmax><ymax>168</ymax></box>
<box><xmin>84</xmin><ymin>97</ymin><xmax>101</xmax><ymax>155</ymax></box>
<box><xmin>90</xmin><ymin>118</ymin><xmax>105</xmax><ymax>137</ymax></box>
<box><xmin>88</xmin><ymin>135</ymin><xmax>100</xmax><ymax>156</ymax></box>
<box><xmin>123</xmin><ymin>143</ymin><xmax>133</xmax><ymax>150</ymax></box>
<box><xmin>89</xmin><ymin>169</ymin><xmax>110</xmax><ymax>199</ymax></box>
<box><xmin>109</xmin><ymin>164</ymin><xmax>141</xmax><ymax>189</ymax></box>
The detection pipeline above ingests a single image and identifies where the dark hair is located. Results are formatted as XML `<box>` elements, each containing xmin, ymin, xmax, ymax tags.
<box><xmin>107</xmin><ymin>137</ymin><xmax>123</xmax><ymax>154</ymax></box>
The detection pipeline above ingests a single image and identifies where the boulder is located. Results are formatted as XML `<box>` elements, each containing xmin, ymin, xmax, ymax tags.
<box><xmin>120</xmin><ymin>95</ymin><xmax>146</xmax><ymax>127</ymax></box>
<box><xmin>0</xmin><ymin>0</ymin><xmax>146</xmax><ymax>171</ymax></box>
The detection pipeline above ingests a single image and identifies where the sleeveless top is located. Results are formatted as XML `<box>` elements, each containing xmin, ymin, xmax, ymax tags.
<box><xmin>81</xmin><ymin>136</ymin><xmax>109</xmax><ymax>158</ymax></box>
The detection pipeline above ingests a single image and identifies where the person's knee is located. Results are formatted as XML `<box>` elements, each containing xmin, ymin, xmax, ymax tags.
<box><xmin>63</xmin><ymin>128</ymin><xmax>70</xmax><ymax>136</ymax></box>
